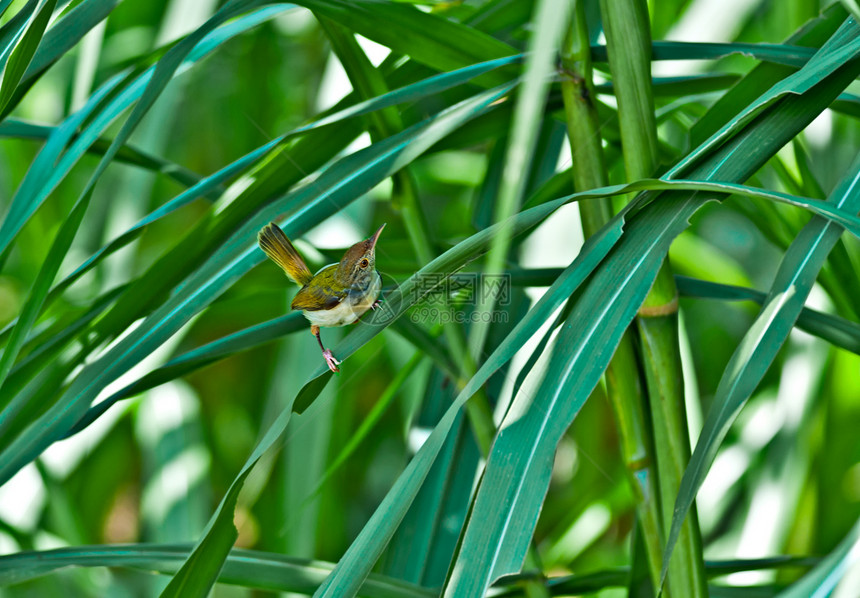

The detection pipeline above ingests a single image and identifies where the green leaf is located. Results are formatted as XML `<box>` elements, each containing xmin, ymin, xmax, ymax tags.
<box><xmin>0</xmin><ymin>0</ymin><xmax>14</xmax><ymax>19</ymax></box>
<box><xmin>675</xmin><ymin>276</ymin><xmax>860</xmax><ymax>355</ymax></box>
<box><xmin>299</xmin><ymin>0</ymin><xmax>516</xmax><ymax>85</ymax></box>
<box><xmin>675</xmin><ymin>17</ymin><xmax>860</xmax><ymax>179</ymax></box>
<box><xmin>17</xmin><ymin>0</ymin><xmax>120</xmax><ymax>92</ymax></box>
<box><xmin>0</xmin><ymin>118</ymin><xmax>216</xmax><ymax>193</ymax></box>
<box><xmin>0</xmin><ymin>0</ymin><xmax>58</xmax><ymax>117</ymax></box>
<box><xmin>662</xmin><ymin>155</ymin><xmax>860</xmax><ymax>585</ymax></box>
<box><xmin>448</xmin><ymin>16</ymin><xmax>860</xmax><ymax>594</ymax></box>
<box><xmin>690</xmin><ymin>3</ymin><xmax>847</xmax><ymax>146</ymax></box>
<box><xmin>637</xmin><ymin>40</ymin><xmax>815</xmax><ymax>67</ymax></box>
<box><xmin>0</xmin><ymin>188</ymin><xmax>90</xmax><ymax>395</ymax></box>
<box><xmin>0</xmin><ymin>0</ymin><xmax>286</xmax><ymax>442</ymax></box>
<box><xmin>775</xmin><ymin>518</ymin><xmax>860</xmax><ymax>597</ymax></box>
<box><xmin>0</xmin><ymin>543</ymin><xmax>435</xmax><ymax>598</ymax></box>
<box><xmin>0</xmin><ymin>4</ymin><xmax>289</xmax><ymax>259</ymax></box>
<box><xmin>0</xmin><ymin>71</ymin><xmax>124</xmax><ymax>258</ymax></box>
<box><xmin>840</xmin><ymin>0</ymin><xmax>860</xmax><ymax>23</ymax></box>
<box><xmin>0</xmin><ymin>0</ymin><xmax>39</xmax><ymax>65</ymax></box>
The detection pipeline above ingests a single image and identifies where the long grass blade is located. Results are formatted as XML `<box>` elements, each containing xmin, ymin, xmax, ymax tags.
<box><xmin>676</xmin><ymin>276</ymin><xmax>860</xmax><ymax>355</ymax></box>
<box><xmin>447</xmin><ymin>16</ymin><xmax>860</xmax><ymax>595</ymax></box>
<box><xmin>0</xmin><ymin>544</ymin><xmax>435</xmax><ymax>598</ymax></box>
<box><xmin>662</xmin><ymin>154</ymin><xmax>860</xmax><ymax>584</ymax></box>
<box><xmin>0</xmin><ymin>0</ymin><xmax>57</xmax><ymax>117</ymax></box>
<box><xmin>775</xmin><ymin>518</ymin><xmax>860</xmax><ymax>597</ymax></box>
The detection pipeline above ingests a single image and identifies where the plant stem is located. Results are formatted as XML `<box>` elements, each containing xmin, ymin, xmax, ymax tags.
<box><xmin>598</xmin><ymin>0</ymin><xmax>708</xmax><ymax>595</ymax></box>
<box><xmin>559</xmin><ymin>3</ymin><xmax>664</xmax><ymax>589</ymax></box>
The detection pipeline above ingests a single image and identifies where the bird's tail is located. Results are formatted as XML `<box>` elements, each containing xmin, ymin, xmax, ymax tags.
<box><xmin>257</xmin><ymin>223</ymin><xmax>314</xmax><ymax>286</ymax></box>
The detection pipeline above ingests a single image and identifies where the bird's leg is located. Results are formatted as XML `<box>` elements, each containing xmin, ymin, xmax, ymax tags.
<box><xmin>371</xmin><ymin>297</ymin><xmax>383</xmax><ymax>310</ymax></box>
<box><xmin>312</xmin><ymin>324</ymin><xmax>340</xmax><ymax>373</ymax></box>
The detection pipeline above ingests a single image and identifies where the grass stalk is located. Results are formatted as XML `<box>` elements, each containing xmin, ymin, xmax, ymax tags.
<box><xmin>559</xmin><ymin>2</ymin><xmax>664</xmax><ymax>588</ymax></box>
<box><xmin>598</xmin><ymin>0</ymin><xmax>708</xmax><ymax>595</ymax></box>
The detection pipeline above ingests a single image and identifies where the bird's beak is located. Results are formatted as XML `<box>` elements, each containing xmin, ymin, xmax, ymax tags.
<box><xmin>368</xmin><ymin>223</ymin><xmax>386</xmax><ymax>250</ymax></box>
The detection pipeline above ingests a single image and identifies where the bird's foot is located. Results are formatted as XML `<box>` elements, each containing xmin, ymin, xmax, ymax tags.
<box><xmin>370</xmin><ymin>298</ymin><xmax>384</xmax><ymax>310</ymax></box>
<box><xmin>323</xmin><ymin>349</ymin><xmax>341</xmax><ymax>373</ymax></box>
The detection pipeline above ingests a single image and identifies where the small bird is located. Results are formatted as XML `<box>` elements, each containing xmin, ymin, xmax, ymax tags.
<box><xmin>257</xmin><ymin>222</ymin><xmax>385</xmax><ymax>373</ymax></box>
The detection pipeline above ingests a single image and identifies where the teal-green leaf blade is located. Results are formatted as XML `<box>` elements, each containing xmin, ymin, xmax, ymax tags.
<box><xmin>0</xmin><ymin>0</ymin><xmax>58</xmax><ymax>117</ymax></box>
<box><xmin>662</xmin><ymin>155</ymin><xmax>860</xmax><ymax>586</ymax></box>
<box><xmin>775</xmin><ymin>518</ymin><xmax>860</xmax><ymax>597</ymax></box>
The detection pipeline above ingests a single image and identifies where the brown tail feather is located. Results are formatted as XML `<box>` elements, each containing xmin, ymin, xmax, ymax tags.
<box><xmin>257</xmin><ymin>223</ymin><xmax>314</xmax><ymax>286</ymax></box>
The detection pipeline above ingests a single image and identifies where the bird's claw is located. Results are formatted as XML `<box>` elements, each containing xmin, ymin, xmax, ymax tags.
<box><xmin>370</xmin><ymin>298</ymin><xmax>384</xmax><ymax>310</ymax></box>
<box><xmin>323</xmin><ymin>349</ymin><xmax>341</xmax><ymax>373</ymax></box>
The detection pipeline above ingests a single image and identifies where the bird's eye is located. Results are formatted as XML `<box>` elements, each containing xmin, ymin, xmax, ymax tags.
<box><xmin>359</xmin><ymin>258</ymin><xmax>369</xmax><ymax>268</ymax></box>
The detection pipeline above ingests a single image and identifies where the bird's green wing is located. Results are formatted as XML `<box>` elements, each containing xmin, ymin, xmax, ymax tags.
<box><xmin>291</xmin><ymin>265</ymin><xmax>346</xmax><ymax>311</ymax></box>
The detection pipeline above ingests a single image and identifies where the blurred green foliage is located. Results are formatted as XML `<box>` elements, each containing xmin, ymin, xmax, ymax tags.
<box><xmin>0</xmin><ymin>0</ymin><xmax>859</xmax><ymax>596</ymax></box>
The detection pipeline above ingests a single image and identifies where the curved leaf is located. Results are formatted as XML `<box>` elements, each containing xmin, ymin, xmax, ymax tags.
<box><xmin>449</xmin><ymin>17</ymin><xmax>860</xmax><ymax>595</ymax></box>
<box><xmin>0</xmin><ymin>119</ymin><xmax>216</xmax><ymax>193</ymax></box>
<box><xmin>663</xmin><ymin>156</ymin><xmax>860</xmax><ymax>583</ymax></box>
<box><xmin>0</xmin><ymin>543</ymin><xmax>435</xmax><ymax>598</ymax></box>
<box><xmin>775</xmin><ymin>519</ymin><xmax>860</xmax><ymax>598</ymax></box>
<box><xmin>0</xmin><ymin>0</ymin><xmax>57</xmax><ymax>117</ymax></box>
<box><xmin>676</xmin><ymin>276</ymin><xmax>860</xmax><ymax>355</ymax></box>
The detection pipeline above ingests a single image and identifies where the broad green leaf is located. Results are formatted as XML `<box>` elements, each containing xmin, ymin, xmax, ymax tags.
<box><xmin>0</xmin><ymin>118</ymin><xmax>215</xmax><ymax>193</ymax></box>
<box><xmin>675</xmin><ymin>276</ymin><xmax>860</xmax><ymax>355</ymax></box>
<box><xmin>0</xmin><ymin>543</ymin><xmax>435</xmax><ymax>598</ymax></box>
<box><xmin>663</xmin><ymin>155</ymin><xmax>860</xmax><ymax>583</ymax></box>
<box><xmin>447</xmin><ymin>17</ymin><xmax>860</xmax><ymax>595</ymax></box>
<box><xmin>0</xmin><ymin>0</ymin><xmax>285</xmax><ymax>426</ymax></box>
<box><xmin>775</xmin><ymin>518</ymin><xmax>860</xmax><ymax>597</ymax></box>
<box><xmin>299</xmin><ymin>0</ymin><xmax>516</xmax><ymax>85</ymax></box>
<box><xmin>0</xmin><ymin>0</ymin><xmax>57</xmax><ymax>117</ymax></box>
